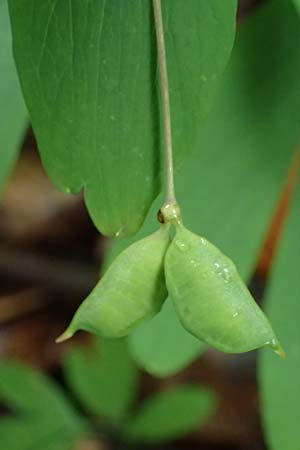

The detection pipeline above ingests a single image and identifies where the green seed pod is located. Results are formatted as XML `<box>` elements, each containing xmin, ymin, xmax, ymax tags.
<box><xmin>56</xmin><ymin>226</ymin><xmax>170</xmax><ymax>342</ymax></box>
<box><xmin>165</xmin><ymin>225</ymin><xmax>283</xmax><ymax>356</ymax></box>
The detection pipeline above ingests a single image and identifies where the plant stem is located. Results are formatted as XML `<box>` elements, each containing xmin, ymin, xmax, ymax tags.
<box><xmin>153</xmin><ymin>0</ymin><xmax>176</xmax><ymax>205</ymax></box>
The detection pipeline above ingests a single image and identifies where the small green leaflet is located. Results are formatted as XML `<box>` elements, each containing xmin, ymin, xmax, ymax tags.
<box><xmin>122</xmin><ymin>385</ymin><xmax>216</xmax><ymax>443</ymax></box>
<box><xmin>63</xmin><ymin>338</ymin><xmax>138</xmax><ymax>422</ymax></box>
<box><xmin>0</xmin><ymin>417</ymin><xmax>77</xmax><ymax>450</ymax></box>
<box><xmin>0</xmin><ymin>361</ymin><xmax>86</xmax><ymax>449</ymax></box>
<box><xmin>8</xmin><ymin>0</ymin><xmax>237</xmax><ymax>236</ymax></box>
<box><xmin>0</xmin><ymin>361</ymin><xmax>77</xmax><ymax>420</ymax></box>
<box><xmin>0</xmin><ymin>0</ymin><xmax>27</xmax><ymax>192</ymax></box>
<box><xmin>259</xmin><ymin>184</ymin><xmax>300</xmax><ymax>450</ymax></box>
<box><xmin>105</xmin><ymin>0</ymin><xmax>300</xmax><ymax>376</ymax></box>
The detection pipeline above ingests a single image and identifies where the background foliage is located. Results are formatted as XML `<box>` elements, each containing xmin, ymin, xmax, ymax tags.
<box><xmin>0</xmin><ymin>0</ymin><xmax>27</xmax><ymax>191</ymax></box>
<box><xmin>259</xmin><ymin>185</ymin><xmax>300</xmax><ymax>450</ymax></box>
<box><xmin>0</xmin><ymin>339</ymin><xmax>216</xmax><ymax>449</ymax></box>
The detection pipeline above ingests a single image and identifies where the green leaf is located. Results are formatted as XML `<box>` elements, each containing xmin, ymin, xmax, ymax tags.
<box><xmin>123</xmin><ymin>384</ymin><xmax>216</xmax><ymax>443</ymax></box>
<box><xmin>0</xmin><ymin>0</ymin><xmax>27</xmax><ymax>191</ymax></box>
<box><xmin>8</xmin><ymin>0</ymin><xmax>237</xmax><ymax>236</ymax></box>
<box><xmin>0</xmin><ymin>417</ymin><xmax>79</xmax><ymax>450</ymax></box>
<box><xmin>0</xmin><ymin>361</ymin><xmax>84</xmax><ymax>436</ymax></box>
<box><xmin>129</xmin><ymin>298</ymin><xmax>205</xmax><ymax>378</ymax></box>
<box><xmin>106</xmin><ymin>0</ymin><xmax>300</xmax><ymax>375</ymax></box>
<box><xmin>259</xmin><ymin>185</ymin><xmax>300</xmax><ymax>450</ymax></box>
<box><xmin>179</xmin><ymin>0</ymin><xmax>300</xmax><ymax>281</ymax></box>
<box><xmin>0</xmin><ymin>418</ymin><xmax>39</xmax><ymax>450</ymax></box>
<box><xmin>161</xmin><ymin>0</ymin><xmax>237</xmax><ymax>165</ymax></box>
<box><xmin>63</xmin><ymin>338</ymin><xmax>138</xmax><ymax>422</ymax></box>
<box><xmin>292</xmin><ymin>0</ymin><xmax>300</xmax><ymax>14</ymax></box>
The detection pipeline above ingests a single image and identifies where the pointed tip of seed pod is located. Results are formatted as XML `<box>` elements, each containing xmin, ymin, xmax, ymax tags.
<box><xmin>55</xmin><ymin>328</ymin><xmax>74</xmax><ymax>344</ymax></box>
<box><xmin>274</xmin><ymin>345</ymin><xmax>286</xmax><ymax>359</ymax></box>
<box><xmin>268</xmin><ymin>339</ymin><xmax>286</xmax><ymax>359</ymax></box>
<box><xmin>278</xmin><ymin>349</ymin><xmax>286</xmax><ymax>359</ymax></box>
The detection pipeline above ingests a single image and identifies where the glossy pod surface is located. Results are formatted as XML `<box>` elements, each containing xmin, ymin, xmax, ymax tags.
<box><xmin>165</xmin><ymin>225</ymin><xmax>282</xmax><ymax>354</ymax></box>
<box><xmin>57</xmin><ymin>226</ymin><xmax>170</xmax><ymax>341</ymax></box>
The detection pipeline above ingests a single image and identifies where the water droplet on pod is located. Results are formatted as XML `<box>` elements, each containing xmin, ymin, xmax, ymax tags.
<box><xmin>213</xmin><ymin>262</ymin><xmax>231</xmax><ymax>283</ymax></box>
<box><xmin>190</xmin><ymin>258</ymin><xmax>200</xmax><ymax>268</ymax></box>
<box><xmin>174</xmin><ymin>239</ymin><xmax>189</xmax><ymax>252</ymax></box>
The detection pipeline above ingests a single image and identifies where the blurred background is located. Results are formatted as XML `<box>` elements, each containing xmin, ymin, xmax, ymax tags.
<box><xmin>0</xmin><ymin>0</ymin><xmax>298</xmax><ymax>449</ymax></box>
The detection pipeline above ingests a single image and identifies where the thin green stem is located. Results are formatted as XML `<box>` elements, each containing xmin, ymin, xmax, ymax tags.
<box><xmin>153</xmin><ymin>0</ymin><xmax>176</xmax><ymax>205</ymax></box>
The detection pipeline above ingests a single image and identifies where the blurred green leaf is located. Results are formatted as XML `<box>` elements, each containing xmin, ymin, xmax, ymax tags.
<box><xmin>63</xmin><ymin>338</ymin><xmax>138</xmax><ymax>422</ymax></box>
<box><xmin>292</xmin><ymin>0</ymin><xmax>300</xmax><ymax>14</ymax></box>
<box><xmin>129</xmin><ymin>298</ymin><xmax>205</xmax><ymax>378</ymax></box>
<box><xmin>123</xmin><ymin>385</ymin><xmax>216</xmax><ymax>443</ymax></box>
<box><xmin>8</xmin><ymin>0</ymin><xmax>237</xmax><ymax>236</ymax></box>
<box><xmin>0</xmin><ymin>0</ymin><xmax>27</xmax><ymax>191</ymax></box>
<box><xmin>0</xmin><ymin>418</ymin><xmax>40</xmax><ymax>450</ymax></box>
<box><xmin>0</xmin><ymin>361</ymin><xmax>80</xmax><ymax>423</ymax></box>
<box><xmin>259</xmin><ymin>184</ymin><xmax>300</xmax><ymax>450</ymax></box>
<box><xmin>105</xmin><ymin>0</ymin><xmax>300</xmax><ymax>375</ymax></box>
<box><xmin>0</xmin><ymin>360</ymin><xmax>85</xmax><ymax>447</ymax></box>
<box><xmin>0</xmin><ymin>417</ymin><xmax>78</xmax><ymax>450</ymax></box>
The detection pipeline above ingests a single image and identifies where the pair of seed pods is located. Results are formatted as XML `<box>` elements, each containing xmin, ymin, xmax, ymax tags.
<box><xmin>57</xmin><ymin>222</ymin><xmax>283</xmax><ymax>356</ymax></box>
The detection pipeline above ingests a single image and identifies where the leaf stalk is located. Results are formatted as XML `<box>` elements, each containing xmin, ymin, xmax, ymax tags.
<box><xmin>153</xmin><ymin>0</ymin><xmax>178</xmax><ymax>217</ymax></box>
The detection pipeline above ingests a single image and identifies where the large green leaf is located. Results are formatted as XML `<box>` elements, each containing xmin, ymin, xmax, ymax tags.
<box><xmin>179</xmin><ymin>0</ymin><xmax>300</xmax><ymax>281</ymax></box>
<box><xmin>129</xmin><ymin>298</ymin><xmax>205</xmax><ymax>378</ymax></box>
<box><xmin>105</xmin><ymin>0</ymin><xmax>300</xmax><ymax>375</ymax></box>
<box><xmin>0</xmin><ymin>361</ymin><xmax>84</xmax><ymax>434</ymax></box>
<box><xmin>0</xmin><ymin>0</ymin><xmax>27</xmax><ymax>191</ymax></box>
<box><xmin>259</xmin><ymin>185</ymin><xmax>300</xmax><ymax>450</ymax></box>
<box><xmin>8</xmin><ymin>0</ymin><xmax>237</xmax><ymax>236</ymax></box>
<box><xmin>63</xmin><ymin>338</ymin><xmax>138</xmax><ymax>422</ymax></box>
<box><xmin>122</xmin><ymin>384</ymin><xmax>216</xmax><ymax>443</ymax></box>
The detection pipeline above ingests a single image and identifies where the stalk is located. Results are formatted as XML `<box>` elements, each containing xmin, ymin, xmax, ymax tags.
<box><xmin>153</xmin><ymin>0</ymin><xmax>180</xmax><ymax>223</ymax></box>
